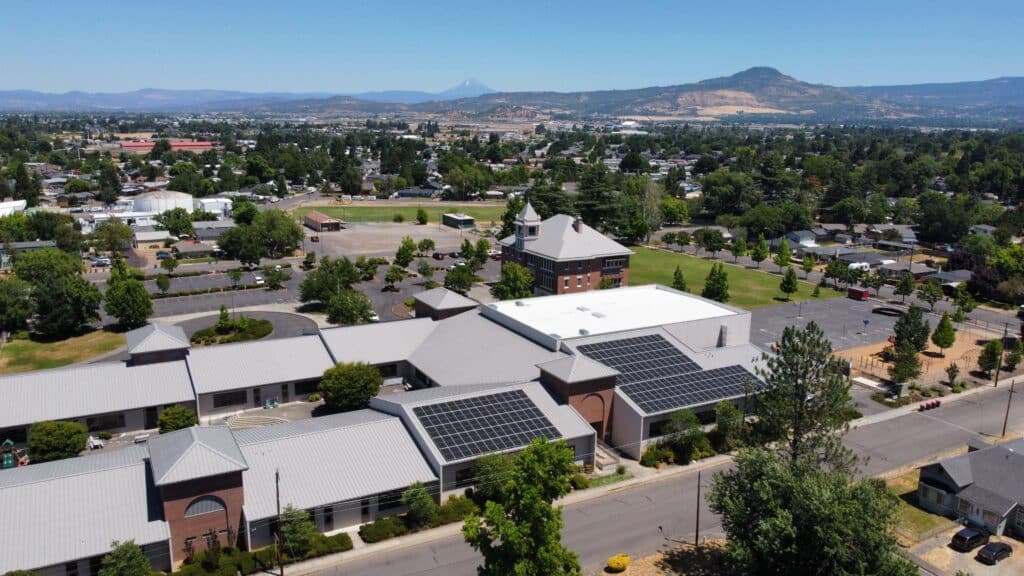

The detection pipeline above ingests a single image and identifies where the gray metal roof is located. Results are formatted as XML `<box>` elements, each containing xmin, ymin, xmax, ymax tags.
<box><xmin>186</xmin><ymin>334</ymin><xmax>335</xmax><ymax>394</ymax></box>
<box><xmin>320</xmin><ymin>318</ymin><xmax>436</xmax><ymax>365</ymax></box>
<box><xmin>0</xmin><ymin>360</ymin><xmax>195</xmax><ymax>429</ymax></box>
<box><xmin>413</xmin><ymin>287</ymin><xmax>478</xmax><ymax>311</ymax></box>
<box><xmin>408</xmin><ymin>311</ymin><xmax>564</xmax><ymax>386</ymax></box>
<box><xmin>0</xmin><ymin>446</ymin><xmax>169</xmax><ymax>573</ymax></box>
<box><xmin>931</xmin><ymin>439</ymin><xmax>1024</xmax><ymax>513</ymax></box>
<box><xmin>537</xmin><ymin>354</ymin><xmax>619</xmax><ymax>383</ymax></box>
<box><xmin>125</xmin><ymin>323</ymin><xmax>189</xmax><ymax>355</ymax></box>
<box><xmin>147</xmin><ymin>426</ymin><xmax>248</xmax><ymax>486</ymax></box>
<box><xmin>499</xmin><ymin>214</ymin><xmax>632</xmax><ymax>262</ymax></box>
<box><xmin>235</xmin><ymin>410</ymin><xmax>436</xmax><ymax>521</ymax></box>
<box><xmin>516</xmin><ymin>201</ymin><xmax>540</xmax><ymax>222</ymax></box>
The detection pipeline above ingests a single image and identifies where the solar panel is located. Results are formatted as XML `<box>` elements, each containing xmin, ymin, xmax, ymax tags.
<box><xmin>413</xmin><ymin>389</ymin><xmax>561</xmax><ymax>462</ymax></box>
<box><xmin>577</xmin><ymin>335</ymin><xmax>760</xmax><ymax>414</ymax></box>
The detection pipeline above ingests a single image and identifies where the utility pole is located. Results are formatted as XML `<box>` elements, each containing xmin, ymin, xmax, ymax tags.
<box><xmin>694</xmin><ymin>469</ymin><xmax>701</xmax><ymax>550</ymax></box>
<box><xmin>994</xmin><ymin>323</ymin><xmax>1008</xmax><ymax>388</ymax></box>
<box><xmin>276</xmin><ymin>469</ymin><xmax>284</xmax><ymax>576</ymax></box>
<box><xmin>1002</xmin><ymin>378</ymin><xmax>1017</xmax><ymax>437</ymax></box>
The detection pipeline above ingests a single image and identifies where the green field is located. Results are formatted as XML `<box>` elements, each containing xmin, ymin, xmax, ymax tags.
<box><xmin>0</xmin><ymin>330</ymin><xmax>125</xmax><ymax>373</ymax></box>
<box><xmin>295</xmin><ymin>204</ymin><xmax>506</xmax><ymax>225</ymax></box>
<box><xmin>629</xmin><ymin>247</ymin><xmax>842</xmax><ymax>309</ymax></box>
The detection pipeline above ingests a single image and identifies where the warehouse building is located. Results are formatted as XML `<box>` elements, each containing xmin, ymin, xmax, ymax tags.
<box><xmin>303</xmin><ymin>210</ymin><xmax>344</xmax><ymax>232</ymax></box>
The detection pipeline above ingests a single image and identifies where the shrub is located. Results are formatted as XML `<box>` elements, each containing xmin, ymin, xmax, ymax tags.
<box><xmin>310</xmin><ymin>532</ymin><xmax>354</xmax><ymax>556</ymax></box>
<box><xmin>307</xmin><ymin>393</ymin><xmax>322</xmax><ymax>402</ymax></box>
<box><xmin>97</xmin><ymin>431</ymin><xmax>113</xmax><ymax>440</ymax></box>
<box><xmin>158</xmin><ymin>405</ymin><xmax>196</xmax><ymax>434</ymax></box>
<box><xmin>606</xmin><ymin>554</ymin><xmax>630</xmax><ymax>573</ymax></box>
<box><xmin>640</xmin><ymin>443</ymin><xmax>673</xmax><ymax>467</ymax></box>
<box><xmin>358</xmin><ymin>516</ymin><xmax>409</xmax><ymax>543</ymax></box>
<box><xmin>392</xmin><ymin>213</ymin><xmax>405</xmax><ymax>223</ymax></box>
<box><xmin>616</xmin><ymin>464</ymin><xmax>626</xmax><ymax>476</ymax></box>
<box><xmin>433</xmin><ymin>495</ymin><xmax>478</xmax><ymax>526</ymax></box>
<box><xmin>570</xmin><ymin>474</ymin><xmax>591</xmax><ymax>490</ymax></box>
<box><xmin>951</xmin><ymin>383</ymin><xmax>964</xmax><ymax>393</ymax></box>
<box><xmin>404</xmin><ymin>297</ymin><xmax>416</xmax><ymax>308</ymax></box>
<box><xmin>402</xmin><ymin>481</ymin><xmax>439</xmax><ymax>528</ymax></box>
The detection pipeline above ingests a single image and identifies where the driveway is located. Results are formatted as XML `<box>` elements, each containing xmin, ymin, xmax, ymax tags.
<box><xmin>913</xmin><ymin>526</ymin><xmax>1023</xmax><ymax>576</ymax></box>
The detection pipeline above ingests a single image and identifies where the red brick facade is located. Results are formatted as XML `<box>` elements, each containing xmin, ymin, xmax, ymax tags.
<box><xmin>539</xmin><ymin>374</ymin><xmax>617</xmax><ymax>440</ymax></box>
<box><xmin>160</xmin><ymin>472</ymin><xmax>245</xmax><ymax>566</ymax></box>
<box><xmin>500</xmin><ymin>248</ymin><xmax>630</xmax><ymax>295</ymax></box>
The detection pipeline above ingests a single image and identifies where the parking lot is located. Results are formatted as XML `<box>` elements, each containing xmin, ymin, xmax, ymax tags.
<box><xmin>913</xmin><ymin>526</ymin><xmax>1023</xmax><ymax>576</ymax></box>
<box><xmin>307</xmin><ymin>221</ymin><xmax>490</xmax><ymax>259</ymax></box>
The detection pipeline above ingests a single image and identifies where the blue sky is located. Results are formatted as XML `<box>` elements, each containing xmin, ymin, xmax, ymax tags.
<box><xmin>3</xmin><ymin>0</ymin><xmax>1023</xmax><ymax>93</ymax></box>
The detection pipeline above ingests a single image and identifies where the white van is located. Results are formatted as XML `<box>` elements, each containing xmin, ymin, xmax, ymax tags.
<box><xmin>848</xmin><ymin>262</ymin><xmax>870</xmax><ymax>272</ymax></box>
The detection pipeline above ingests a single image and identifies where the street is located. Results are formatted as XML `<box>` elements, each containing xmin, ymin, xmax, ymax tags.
<box><xmin>315</xmin><ymin>385</ymin><xmax>1024</xmax><ymax>576</ymax></box>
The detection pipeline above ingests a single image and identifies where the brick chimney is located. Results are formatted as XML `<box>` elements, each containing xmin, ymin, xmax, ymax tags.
<box><xmin>573</xmin><ymin>216</ymin><xmax>583</xmax><ymax>233</ymax></box>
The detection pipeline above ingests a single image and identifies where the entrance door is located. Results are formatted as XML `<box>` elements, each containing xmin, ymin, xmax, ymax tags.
<box><xmin>280</xmin><ymin>384</ymin><xmax>290</xmax><ymax>404</ymax></box>
<box><xmin>253</xmin><ymin>388</ymin><xmax>262</xmax><ymax>408</ymax></box>
<box><xmin>323</xmin><ymin>506</ymin><xmax>334</xmax><ymax>532</ymax></box>
<box><xmin>360</xmin><ymin>499</ymin><xmax>370</xmax><ymax>523</ymax></box>
<box><xmin>145</xmin><ymin>407</ymin><xmax>158</xmax><ymax>429</ymax></box>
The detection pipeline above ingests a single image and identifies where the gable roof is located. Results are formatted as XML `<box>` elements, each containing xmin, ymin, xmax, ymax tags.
<box><xmin>928</xmin><ymin>439</ymin><xmax>1024</xmax><ymax>511</ymax></box>
<box><xmin>320</xmin><ymin>317</ymin><xmax>437</xmax><ymax>365</ymax></box>
<box><xmin>186</xmin><ymin>334</ymin><xmax>335</xmax><ymax>394</ymax></box>
<box><xmin>500</xmin><ymin>213</ymin><xmax>632</xmax><ymax>262</ymax></box>
<box><xmin>537</xmin><ymin>354</ymin><xmax>619</xmax><ymax>383</ymax></box>
<box><xmin>147</xmin><ymin>426</ymin><xmax>248</xmax><ymax>486</ymax></box>
<box><xmin>125</xmin><ymin>323</ymin><xmax>189</xmax><ymax>355</ymax></box>
<box><xmin>413</xmin><ymin>287</ymin><xmax>478</xmax><ymax>311</ymax></box>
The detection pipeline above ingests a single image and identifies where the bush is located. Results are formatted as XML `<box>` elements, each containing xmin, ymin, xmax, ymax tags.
<box><xmin>308</xmin><ymin>393</ymin><xmax>322</xmax><ymax>402</ymax></box>
<box><xmin>606</xmin><ymin>554</ymin><xmax>630</xmax><ymax>573</ymax></box>
<box><xmin>570</xmin><ymin>473</ymin><xmax>591</xmax><ymax>490</ymax></box>
<box><xmin>404</xmin><ymin>297</ymin><xmax>416</xmax><ymax>308</ymax></box>
<box><xmin>640</xmin><ymin>443</ymin><xmax>673</xmax><ymax>467</ymax></box>
<box><xmin>358</xmin><ymin>516</ymin><xmax>409</xmax><ymax>543</ymax></box>
<box><xmin>951</xmin><ymin>383</ymin><xmax>965</xmax><ymax>393</ymax></box>
<box><xmin>616</xmin><ymin>464</ymin><xmax>626</xmax><ymax>476</ymax></box>
<box><xmin>97</xmin><ymin>431</ymin><xmax>113</xmax><ymax>440</ymax></box>
<box><xmin>433</xmin><ymin>495</ymin><xmax>478</xmax><ymax>526</ymax></box>
<box><xmin>158</xmin><ymin>405</ymin><xmax>197</xmax><ymax>434</ymax></box>
<box><xmin>402</xmin><ymin>481</ymin><xmax>439</xmax><ymax>528</ymax></box>
<box><xmin>310</xmin><ymin>532</ymin><xmax>354</xmax><ymax>556</ymax></box>
<box><xmin>392</xmin><ymin>213</ymin><xmax>405</xmax><ymax>223</ymax></box>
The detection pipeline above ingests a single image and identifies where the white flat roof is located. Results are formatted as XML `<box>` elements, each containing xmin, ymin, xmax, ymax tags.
<box><xmin>483</xmin><ymin>285</ymin><xmax>737</xmax><ymax>340</ymax></box>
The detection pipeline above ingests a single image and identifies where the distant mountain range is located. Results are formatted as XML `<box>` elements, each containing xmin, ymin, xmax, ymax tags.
<box><xmin>2</xmin><ymin>69</ymin><xmax>1024</xmax><ymax>124</ymax></box>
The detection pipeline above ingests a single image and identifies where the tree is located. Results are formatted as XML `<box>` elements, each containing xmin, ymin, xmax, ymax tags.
<box><xmin>104</xmin><ymin>277</ymin><xmax>153</xmax><ymax>329</ymax></box>
<box><xmin>824</xmin><ymin>259</ymin><xmax>846</xmax><ymax>289</ymax></box>
<box><xmin>218</xmin><ymin>225</ymin><xmax>262</xmax><ymax>267</ymax></box>
<box><xmin>325</xmin><ymin>289</ymin><xmax>375</xmax><ymax>325</ymax></box>
<box><xmin>729</xmin><ymin>235</ymin><xmax>747</xmax><ymax>263</ymax></box>
<box><xmin>463</xmin><ymin>439</ymin><xmax>580</xmax><ymax>576</ymax></box>
<box><xmin>864</xmin><ymin>270</ymin><xmax>886</xmax><ymax>296</ymax></box>
<box><xmin>755</xmin><ymin>322</ymin><xmax>857</xmax><ymax>470</ymax></box>
<box><xmin>299</xmin><ymin>256</ymin><xmax>360</xmax><ymax>306</ymax></box>
<box><xmin>750</xmin><ymin>234</ymin><xmax>769</xmax><ymax>268</ymax></box>
<box><xmin>98</xmin><ymin>541</ymin><xmax>151</xmax><ymax>576</ymax></box>
<box><xmin>417</xmin><ymin>237</ymin><xmax>436</xmax><ymax>255</ymax></box>
<box><xmin>160</xmin><ymin>257</ymin><xmax>179</xmax><ymax>276</ymax></box>
<box><xmin>701</xmin><ymin>263</ymin><xmax>730</xmax><ymax>303</ymax></box>
<box><xmin>1005</xmin><ymin>339</ymin><xmax>1023</xmax><ymax>371</ymax></box>
<box><xmin>708</xmin><ymin>448</ymin><xmax>917</xmax><ymax>576</ymax></box>
<box><xmin>318</xmin><ymin>362</ymin><xmax>382</xmax><ymax>412</ymax></box>
<box><xmin>978</xmin><ymin>339</ymin><xmax>1004</xmax><ymax>377</ymax></box>
<box><xmin>931</xmin><ymin>312</ymin><xmax>956</xmax><ymax>357</ymax></box>
<box><xmin>660</xmin><ymin>195</ymin><xmax>688</xmax><ymax>224</ymax></box>
<box><xmin>395</xmin><ymin>236</ymin><xmax>416</xmax><ymax>268</ymax></box>
<box><xmin>279</xmin><ymin>505</ymin><xmax>319</xmax><ymax>559</ymax></box>
<box><xmin>671</xmin><ymin>265</ymin><xmax>688</xmax><ymax>292</ymax></box>
<box><xmin>155</xmin><ymin>208</ymin><xmax>194</xmax><ymax>237</ymax></box>
<box><xmin>416</xmin><ymin>208</ymin><xmax>429</xmax><ymax>225</ymax></box>
<box><xmin>384</xmin><ymin>265</ymin><xmax>406</xmax><ymax>291</ymax></box>
<box><xmin>491</xmin><ymin>262</ymin><xmax>534</xmax><ymax>300</ymax></box>
<box><xmin>714</xmin><ymin>400</ymin><xmax>744</xmax><ymax>452</ymax></box>
<box><xmin>894</xmin><ymin>305</ymin><xmax>930</xmax><ymax>353</ymax></box>
<box><xmin>92</xmin><ymin>217</ymin><xmax>134</xmax><ymax>253</ymax></box>
<box><xmin>28</xmin><ymin>421</ymin><xmax>88</xmax><ymax>462</ymax></box>
<box><xmin>889</xmin><ymin>341</ymin><xmax>922</xmax><ymax>384</ymax></box>
<box><xmin>773</xmin><ymin>237</ymin><xmax>791</xmax><ymax>268</ymax></box>
<box><xmin>232</xmin><ymin>200</ymin><xmax>258</xmax><ymax>225</ymax></box>
<box><xmin>252</xmin><ymin>209</ymin><xmax>303</xmax><ymax>258</ymax></box>
<box><xmin>499</xmin><ymin>195</ymin><xmax>526</xmax><ymax>238</ymax></box>
<box><xmin>894</xmin><ymin>273</ymin><xmax>915</xmax><ymax>303</ymax></box>
<box><xmin>472</xmin><ymin>238</ymin><xmax>491</xmax><ymax>270</ymax></box>
<box><xmin>155</xmin><ymin>273</ymin><xmax>170</xmax><ymax>295</ymax></box>
<box><xmin>417</xmin><ymin>259</ymin><xmax>435</xmax><ymax>282</ymax></box>
<box><xmin>402</xmin><ymin>481</ymin><xmax>440</xmax><ymax>528</ymax></box>
<box><xmin>473</xmin><ymin>453</ymin><xmax>515</xmax><ymax>504</ymax></box>
<box><xmin>916</xmin><ymin>278</ymin><xmax>943</xmax><ymax>311</ymax></box>
<box><xmin>779</xmin><ymin>266</ymin><xmax>798</xmax><ymax>301</ymax></box>
<box><xmin>954</xmin><ymin>283</ymin><xmax>977</xmax><ymax>314</ymax></box>
<box><xmin>444</xmin><ymin>265</ymin><xmax>474</xmax><ymax>294</ymax></box>
<box><xmin>157</xmin><ymin>405</ymin><xmax>196</xmax><ymax>434</ymax></box>
<box><xmin>460</xmin><ymin>238</ymin><xmax>476</xmax><ymax>263</ymax></box>
<box><xmin>32</xmin><ymin>275</ymin><xmax>102</xmax><ymax>336</ymax></box>
<box><xmin>946</xmin><ymin>363</ymin><xmax>961</xmax><ymax>387</ymax></box>
<box><xmin>0</xmin><ymin>276</ymin><xmax>35</xmax><ymax>333</ymax></box>
<box><xmin>800</xmin><ymin>253</ymin><xmax>816</xmax><ymax>278</ymax></box>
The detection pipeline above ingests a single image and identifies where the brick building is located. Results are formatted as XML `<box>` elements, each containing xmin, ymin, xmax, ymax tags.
<box><xmin>499</xmin><ymin>203</ymin><xmax>632</xmax><ymax>294</ymax></box>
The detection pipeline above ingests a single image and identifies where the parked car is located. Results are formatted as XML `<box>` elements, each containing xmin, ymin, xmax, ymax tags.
<box><xmin>976</xmin><ymin>541</ymin><xmax>1012</xmax><ymax>565</ymax></box>
<box><xmin>310</xmin><ymin>236</ymin><xmax>320</xmax><ymax>243</ymax></box>
<box><xmin>253</xmin><ymin>274</ymin><xmax>265</xmax><ymax>286</ymax></box>
<box><xmin>448</xmin><ymin>251</ymin><xmax>462</xmax><ymax>258</ymax></box>
<box><xmin>489</xmin><ymin>250</ymin><xmax>502</xmax><ymax>260</ymax></box>
<box><xmin>950</xmin><ymin>527</ymin><xmax>989</xmax><ymax>552</ymax></box>
<box><xmin>432</xmin><ymin>252</ymin><xmax>446</xmax><ymax>261</ymax></box>
<box><xmin>448</xmin><ymin>261</ymin><xmax>467</xmax><ymax>271</ymax></box>
<box><xmin>91</xmin><ymin>257</ymin><xmax>111</xmax><ymax>267</ymax></box>
<box><xmin>155</xmin><ymin>251</ymin><xmax>171</xmax><ymax>260</ymax></box>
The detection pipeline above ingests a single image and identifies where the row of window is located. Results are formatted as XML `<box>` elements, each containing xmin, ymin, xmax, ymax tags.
<box><xmin>211</xmin><ymin>381</ymin><xmax>320</xmax><ymax>409</ymax></box>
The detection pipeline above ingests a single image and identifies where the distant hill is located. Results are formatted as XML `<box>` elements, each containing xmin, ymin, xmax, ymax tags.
<box><xmin>351</xmin><ymin>79</ymin><xmax>495</xmax><ymax>104</ymax></box>
<box><xmin>846</xmin><ymin>77</ymin><xmax>1024</xmax><ymax>116</ymax></box>
<box><xmin>0</xmin><ymin>88</ymin><xmax>333</xmax><ymax>112</ymax></box>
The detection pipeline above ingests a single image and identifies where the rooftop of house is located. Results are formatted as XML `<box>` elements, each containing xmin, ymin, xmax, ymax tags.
<box><xmin>499</xmin><ymin>204</ymin><xmax>632</xmax><ymax>262</ymax></box>
<box><xmin>924</xmin><ymin>439</ymin><xmax>1024</xmax><ymax>515</ymax></box>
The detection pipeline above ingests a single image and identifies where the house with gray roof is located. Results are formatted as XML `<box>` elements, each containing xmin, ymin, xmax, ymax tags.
<box><xmin>917</xmin><ymin>439</ymin><xmax>1024</xmax><ymax>537</ymax></box>
<box><xmin>499</xmin><ymin>203</ymin><xmax>632</xmax><ymax>294</ymax></box>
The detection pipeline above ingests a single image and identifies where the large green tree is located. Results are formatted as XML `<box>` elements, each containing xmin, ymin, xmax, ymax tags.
<box><xmin>98</xmin><ymin>541</ymin><xmax>151</xmax><ymax>576</ymax></box>
<box><xmin>299</xmin><ymin>255</ymin><xmax>360</xmax><ymax>306</ymax></box>
<box><xmin>491</xmin><ymin>262</ymin><xmax>534</xmax><ymax>300</ymax></box>
<box><xmin>28</xmin><ymin>421</ymin><xmax>88</xmax><ymax>462</ymax></box>
<box><xmin>157</xmin><ymin>405</ymin><xmax>197</xmax><ymax>434</ymax></box>
<box><xmin>463</xmin><ymin>438</ymin><xmax>580</xmax><ymax>576</ymax></box>
<box><xmin>279</xmin><ymin>505</ymin><xmax>319</xmax><ymax>559</ymax></box>
<box><xmin>444</xmin><ymin>265</ymin><xmax>474</xmax><ymax>294</ymax></box>
<box><xmin>931</xmin><ymin>312</ymin><xmax>956</xmax><ymax>356</ymax></box>
<box><xmin>325</xmin><ymin>289</ymin><xmax>375</xmax><ymax>325</ymax></box>
<box><xmin>779</xmin><ymin>266</ymin><xmax>798</xmax><ymax>300</ymax></box>
<box><xmin>92</xmin><ymin>217</ymin><xmax>134</xmax><ymax>253</ymax></box>
<box><xmin>0</xmin><ymin>276</ymin><xmax>35</xmax><ymax>333</ymax></box>
<box><xmin>701</xmin><ymin>263</ymin><xmax>730</xmax><ymax>303</ymax></box>
<box><xmin>318</xmin><ymin>362</ymin><xmax>382</xmax><ymax>412</ymax></box>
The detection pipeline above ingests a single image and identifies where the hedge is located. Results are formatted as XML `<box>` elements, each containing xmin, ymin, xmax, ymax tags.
<box><xmin>358</xmin><ymin>496</ymin><xmax>478</xmax><ymax>543</ymax></box>
<box><xmin>174</xmin><ymin>533</ymin><xmax>352</xmax><ymax>575</ymax></box>
<box><xmin>358</xmin><ymin>516</ymin><xmax>409</xmax><ymax>543</ymax></box>
<box><xmin>151</xmin><ymin>284</ymin><xmax>262</xmax><ymax>299</ymax></box>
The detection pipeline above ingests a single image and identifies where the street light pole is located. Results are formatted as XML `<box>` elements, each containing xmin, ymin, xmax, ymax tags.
<box><xmin>694</xmin><ymin>469</ymin><xmax>701</xmax><ymax>551</ymax></box>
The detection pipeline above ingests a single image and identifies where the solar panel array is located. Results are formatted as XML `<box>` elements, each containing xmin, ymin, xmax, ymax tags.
<box><xmin>577</xmin><ymin>334</ymin><xmax>759</xmax><ymax>414</ymax></box>
<box><xmin>413</xmin><ymin>390</ymin><xmax>561</xmax><ymax>462</ymax></box>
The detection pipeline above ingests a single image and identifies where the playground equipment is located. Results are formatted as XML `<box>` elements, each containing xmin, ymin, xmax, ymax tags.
<box><xmin>0</xmin><ymin>439</ymin><xmax>29</xmax><ymax>469</ymax></box>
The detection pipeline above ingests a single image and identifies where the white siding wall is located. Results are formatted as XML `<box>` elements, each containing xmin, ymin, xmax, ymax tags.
<box><xmin>611</xmin><ymin>393</ymin><xmax>644</xmax><ymax>459</ymax></box>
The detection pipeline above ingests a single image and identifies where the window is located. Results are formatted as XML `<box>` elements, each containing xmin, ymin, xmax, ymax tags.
<box><xmin>648</xmin><ymin>419</ymin><xmax>672</xmax><ymax>438</ymax></box>
<box><xmin>295</xmin><ymin>380</ymin><xmax>318</xmax><ymax>395</ymax></box>
<box><xmin>541</xmin><ymin>259</ymin><xmax>553</xmax><ymax>272</ymax></box>
<box><xmin>377</xmin><ymin>363</ymin><xmax>399</xmax><ymax>378</ymax></box>
<box><xmin>983</xmin><ymin>510</ymin><xmax>998</xmax><ymax>527</ymax></box>
<box><xmin>86</xmin><ymin>413</ymin><xmax>126</xmax><ymax>432</ymax></box>
<box><xmin>576</xmin><ymin>276</ymin><xmax>582</xmax><ymax>288</ymax></box>
<box><xmin>1016</xmin><ymin>508</ymin><xmax>1024</xmax><ymax>529</ymax></box>
<box><xmin>185</xmin><ymin>496</ymin><xmax>227</xmax><ymax>518</ymax></box>
<box><xmin>378</xmin><ymin>488</ymin><xmax>405</xmax><ymax>512</ymax></box>
<box><xmin>527</xmin><ymin>226</ymin><xmax>537</xmax><ymax>236</ymax></box>
<box><xmin>611</xmin><ymin>277</ymin><xmax>622</xmax><ymax>287</ymax></box>
<box><xmin>88</xmin><ymin>556</ymin><xmax>102</xmax><ymax>576</ymax></box>
<box><xmin>65</xmin><ymin>562</ymin><xmax>79</xmax><ymax>576</ymax></box>
<box><xmin>958</xmin><ymin>498</ymin><xmax>972</xmax><ymax>515</ymax></box>
<box><xmin>603</xmin><ymin>258</ymin><xmax>625</xmax><ymax>269</ymax></box>
<box><xmin>455</xmin><ymin>467</ymin><xmax>475</xmax><ymax>488</ymax></box>
<box><xmin>563</xmin><ymin>278</ymin><xmax>569</xmax><ymax>289</ymax></box>
<box><xmin>213</xmin><ymin>390</ymin><xmax>247</xmax><ymax>408</ymax></box>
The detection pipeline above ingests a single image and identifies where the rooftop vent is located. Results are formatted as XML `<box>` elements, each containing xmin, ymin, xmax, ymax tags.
<box><xmin>592</xmin><ymin>312</ymin><xmax>606</xmax><ymax>318</ymax></box>
<box><xmin>576</xmin><ymin>306</ymin><xmax>589</xmax><ymax>312</ymax></box>
<box><xmin>515</xmin><ymin>300</ymin><xmax>527</xmax><ymax>307</ymax></box>
<box><xmin>579</xmin><ymin>329</ymin><xmax>590</xmax><ymax>336</ymax></box>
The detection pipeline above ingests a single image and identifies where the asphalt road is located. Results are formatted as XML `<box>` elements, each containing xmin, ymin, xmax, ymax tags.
<box><xmin>318</xmin><ymin>384</ymin><xmax>1024</xmax><ymax>576</ymax></box>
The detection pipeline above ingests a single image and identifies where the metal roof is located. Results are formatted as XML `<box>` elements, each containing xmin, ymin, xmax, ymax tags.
<box><xmin>0</xmin><ymin>360</ymin><xmax>195</xmax><ymax>429</ymax></box>
<box><xmin>186</xmin><ymin>335</ymin><xmax>335</xmax><ymax>394</ymax></box>
<box><xmin>929</xmin><ymin>439</ymin><xmax>1024</xmax><ymax>514</ymax></box>
<box><xmin>413</xmin><ymin>287</ymin><xmax>478</xmax><ymax>311</ymax></box>
<box><xmin>516</xmin><ymin>202</ymin><xmax>540</xmax><ymax>222</ymax></box>
<box><xmin>125</xmin><ymin>323</ymin><xmax>189</xmax><ymax>355</ymax></box>
<box><xmin>235</xmin><ymin>410</ymin><xmax>436</xmax><ymax>522</ymax></box>
<box><xmin>499</xmin><ymin>214</ymin><xmax>632</xmax><ymax>262</ymax></box>
<box><xmin>0</xmin><ymin>446</ymin><xmax>169</xmax><ymax>573</ymax></box>
<box><xmin>537</xmin><ymin>354</ymin><xmax>619</xmax><ymax>383</ymax></box>
<box><xmin>147</xmin><ymin>426</ymin><xmax>248</xmax><ymax>486</ymax></box>
<box><xmin>320</xmin><ymin>318</ymin><xmax>436</xmax><ymax>365</ymax></box>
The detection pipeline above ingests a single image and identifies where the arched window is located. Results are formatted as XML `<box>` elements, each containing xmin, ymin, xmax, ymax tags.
<box><xmin>184</xmin><ymin>495</ymin><xmax>226</xmax><ymax>518</ymax></box>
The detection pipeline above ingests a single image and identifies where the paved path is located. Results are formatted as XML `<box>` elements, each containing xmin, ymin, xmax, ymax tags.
<box><xmin>296</xmin><ymin>383</ymin><xmax>1024</xmax><ymax>576</ymax></box>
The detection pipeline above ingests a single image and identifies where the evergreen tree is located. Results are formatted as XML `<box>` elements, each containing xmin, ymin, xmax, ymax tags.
<box><xmin>780</xmin><ymin>266</ymin><xmax>799</xmax><ymax>300</ymax></box>
<box><xmin>801</xmin><ymin>253</ymin><xmax>816</xmax><ymax>278</ymax></box>
<box><xmin>730</xmin><ymin>235</ymin><xmax>747</xmax><ymax>262</ymax></box>
<box><xmin>889</xmin><ymin>342</ymin><xmax>922</xmax><ymax>384</ymax></box>
<box><xmin>671</xmin><ymin>265</ymin><xmax>687</xmax><ymax>292</ymax></box>
<box><xmin>701</xmin><ymin>263</ymin><xmax>730</xmax><ymax>303</ymax></box>
<box><xmin>930</xmin><ymin>312</ymin><xmax>956</xmax><ymax>356</ymax></box>
<box><xmin>773</xmin><ymin>237</ymin><xmax>792</xmax><ymax>268</ymax></box>
<box><xmin>978</xmin><ymin>340</ymin><xmax>1003</xmax><ymax>377</ymax></box>
<box><xmin>894</xmin><ymin>305</ymin><xmax>930</xmax><ymax>352</ymax></box>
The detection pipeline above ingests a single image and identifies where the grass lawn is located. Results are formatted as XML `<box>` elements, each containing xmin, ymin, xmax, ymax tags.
<box><xmin>630</xmin><ymin>247</ymin><xmax>843</xmax><ymax>309</ymax></box>
<box><xmin>886</xmin><ymin>472</ymin><xmax>956</xmax><ymax>544</ymax></box>
<box><xmin>296</xmin><ymin>205</ymin><xmax>506</xmax><ymax>225</ymax></box>
<box><xmin>0</xmin><ymin>330</ymin><xmax>125</xmax><ymax>373</ymax></box>
<box><xmin>589</xmin><ymin>472</ymin><xmax>633</xmax><ymax>488</ymax></box>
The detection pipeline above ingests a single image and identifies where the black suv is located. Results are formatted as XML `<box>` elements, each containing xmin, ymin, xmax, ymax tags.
<box><xmin>976</xmin><ymin>541</ymin><xmax>1012</xmax><ymax>565</ymax></box>
<box><xmin>950</xmin><ymin>527</ymin><xmax>989</xmax><ymax>552</ymax></box>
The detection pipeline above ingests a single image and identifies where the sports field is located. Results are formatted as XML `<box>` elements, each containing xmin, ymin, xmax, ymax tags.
<box><xmin>295</xmin><ymin>204</ymin><xmax>505</xmax><ymax>225</ymax></box>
